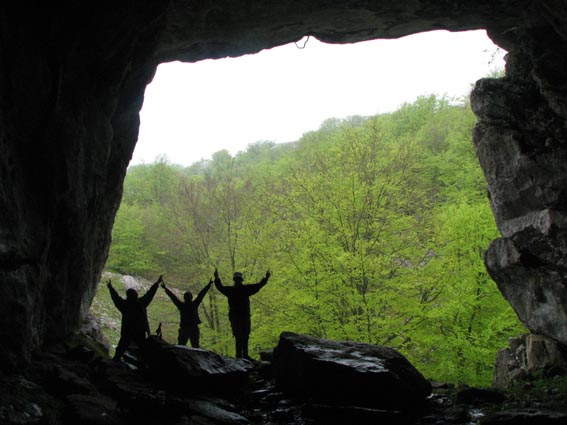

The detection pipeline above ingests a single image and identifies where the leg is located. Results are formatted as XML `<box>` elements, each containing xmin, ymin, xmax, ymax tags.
<box><xmin>113</xmin><ymin>336</ymin><xmax>130</xmax><ymax>361</ymax></box>
<box><xmin>235</xmin><ymin>334</ymin><xmax>244</xmax><ymax>358</ymax></box>
<box><xmin>229</xmin><ymin>316</ymin><xmax>242</xmax><ymax>358</ymax></box>
<box><xmin>242</xmin><ymin>317</ymin><xmax>252</xmax><ymax>360</ymax></box>
<box><xmin>189</xmin><ymin>327</ymin><xmax>200</xmax><ymax>348</ymax></box>
<box><xmin>242</xmin><ymin>333</ymin><xmax>251</xmax><ymax>360</ymax></box>
<box><xmin>177</xmin><ymin>327</ymin><xmax>189</xmax><ymax>345</ymax></box>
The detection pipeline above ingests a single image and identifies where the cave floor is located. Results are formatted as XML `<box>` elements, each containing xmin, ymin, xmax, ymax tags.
<box><xmin>1</xmin><ymin>339</ymin><xmax>567</xmax><ymax>425</ymax></box>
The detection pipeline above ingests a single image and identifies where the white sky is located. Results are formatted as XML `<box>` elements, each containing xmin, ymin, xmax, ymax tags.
<box><xmin>133</xmin><ymin>30</ymin><xmax>505</xmax><ymax>167</ymax></box>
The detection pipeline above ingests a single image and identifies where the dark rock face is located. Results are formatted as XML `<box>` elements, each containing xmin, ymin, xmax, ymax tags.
<box><xmin>272</xmin><ymin>331</ymin><xmax>431</xmax><ymax>410</ymax></box>
<box><xmin>0</xmin><ymin>1</ymin><xmax>566</xmax><ymax>367</ymax></box>
<box><xmin>471</xmin><ymin>22</ymin><xmax>567</xmax><ymax>345</ymax></box>
<box><xmin>0</xmin><ymin>335</ymin><xmax>255</xmax><ymax>425</ymax></box>
<box><xmin>0</xmin><ymin>3</ymin><xmax>170</xmax><ymax>367</ymax></box>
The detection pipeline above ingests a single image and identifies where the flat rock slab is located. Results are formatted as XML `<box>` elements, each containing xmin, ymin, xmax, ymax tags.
<box><xmin>479</xmin><ymin>409</ymin><xmax>567</xmax><ymax>425</ymax></box>
<box><xmin>272</xmin><ymin>332</ymin><xmax>431</xmax><ymax>411</ymax></box>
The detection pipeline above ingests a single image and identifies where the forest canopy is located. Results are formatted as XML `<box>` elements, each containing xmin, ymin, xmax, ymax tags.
<box><xmin>93</xmin><ymin>94</ymin><xmax>525</xmax><ymax>387</ymax></box>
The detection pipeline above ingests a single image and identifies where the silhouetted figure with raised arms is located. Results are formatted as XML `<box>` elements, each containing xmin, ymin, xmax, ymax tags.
<box><xmin>107</xmin><ymin>275</ymin><xmax>162</xmax><ymax>361</ymax></box>
<box><xmin>161</xmin><ymin>278</ymin><xmax>213</xmax><ymax>348</ymax></box>
<box><xmin>214</xmin><ymin>268</ymin><xmax>271</xmax><ymax>360</ymax></box>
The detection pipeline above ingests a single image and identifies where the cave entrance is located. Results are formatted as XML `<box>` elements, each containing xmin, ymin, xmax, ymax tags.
<box><xmin>93</xmin><ymin>29</ymin><xmax>523</xmax><ymax>386</ymax></box>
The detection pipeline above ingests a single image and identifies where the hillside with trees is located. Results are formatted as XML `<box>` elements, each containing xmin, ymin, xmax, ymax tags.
<box><xmin>92</xmin><ymin>94</ymin><xmax>525</xmax><ymax>386</ymax></box>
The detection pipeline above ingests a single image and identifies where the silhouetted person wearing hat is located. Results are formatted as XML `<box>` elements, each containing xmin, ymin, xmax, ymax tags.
<box><xmin>214</xmin><ymin>268</ymin><xmax>271</xmax><ymax>360</ymax></box>
<box><xmin>107</xmin><ymin>275</ymin><xmax>162</xmax><ymax>361</ymax></box>
<box><xmin>161</xmin><ymin>278</ymin><xmax>213</xmax><ymax>348</ymax></box>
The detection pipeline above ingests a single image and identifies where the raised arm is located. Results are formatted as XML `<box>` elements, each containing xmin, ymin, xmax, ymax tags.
<box><xmin>161</xmin><ymin>282</ymin><xmax>183</xmax><ymax>309</ymax></box>
<box><xmin>246</xmin><ymin>270</ymin><xmax>271</xmax><ymax>296</ymax></box>
<box><xmin>213</xmin><ymin>268</ymin><xmax>229</xmax><ymax>296</ymax></box>
<box><xmin>195</xmin><ymin>279</ymin><xmax>213</xmax><ymax>306</ymax></box>
<box><xmin>106</xmin><ymin>279</ymin><xmax>124</xmax><ymax>310</ymax></box>
<box><xmin>140</xmin><ymin>275</ymin><xmax>163</xmax><ymax>307</ymax></box>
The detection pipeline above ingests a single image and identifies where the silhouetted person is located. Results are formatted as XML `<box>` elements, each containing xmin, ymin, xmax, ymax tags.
<box><xmin>161</xmin><ymin>279</ymin><xmax>213</xmax><ymax>348</ymax></box>
<box><xmin>107</xmin><ymin>275</ymin><xmax>162</xmax><ymax>361</ymax></box>
<box><xmin>214</xmin><ymin>268</ymin><xmax>271</xmax><ymax>360</ymax></box>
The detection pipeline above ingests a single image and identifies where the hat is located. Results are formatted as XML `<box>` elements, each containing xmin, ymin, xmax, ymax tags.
<box><xmin>233</xmin><ymin>272</ymin><xmax>244</xmax><ymax>280</ymax></box>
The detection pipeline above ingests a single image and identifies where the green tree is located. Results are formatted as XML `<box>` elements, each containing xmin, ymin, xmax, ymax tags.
<box><xmin>97</xmin><ymin>94</ymin><xmax>525</xmax><ymax>385</ymax></box>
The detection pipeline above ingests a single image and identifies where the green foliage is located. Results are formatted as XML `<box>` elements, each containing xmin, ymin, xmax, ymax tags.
<box><xmin>107</xmin><ymin>204</ymin><xmax>160</xmax><ymax>276</ymax></box>
<box><xmin>92</xmin><ymin>94</ymin><xmax>525</xmax><ymax>386</ymax></box>
<box><xmin>508</xmin><ymin>374</ymin><xmax>567</xmax><ymax>408</ymax></box>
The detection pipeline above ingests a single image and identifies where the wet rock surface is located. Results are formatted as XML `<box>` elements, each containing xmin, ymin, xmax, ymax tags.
<box><xmin>272</xmin><ymin>331</ymin><xmax>432</xmax><ymax>410</ymax></box>
<box><xmin>1</xmin><ymin>332</ymin><xmax>566</xmax><ymax>425</ymax></box>
<box><xmin>142</xmin><ymin>337</ymin><xmax>254</xmax><ymax>395</ymax></box>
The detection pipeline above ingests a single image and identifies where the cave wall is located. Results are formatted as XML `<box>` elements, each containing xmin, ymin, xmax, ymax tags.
<box><xmin>472</xmin><ymin>22</ymin><xmax>567</xmax><ymax>342</ymax></box>
<box><xmin>0</xmin><ymin>2</ymin><xmax>169</xmax><ymax>366</ymax></box>
<box><xmin>0</xmin><ymin>0</ymin><xmax>565</xmax><ymax>367</ymax></box>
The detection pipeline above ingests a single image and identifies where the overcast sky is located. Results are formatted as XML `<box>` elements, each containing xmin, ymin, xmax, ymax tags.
<box><xmin>132</xmin><ymin>30</ymin><xmax>505</xmax><ymax>167</ymax></box>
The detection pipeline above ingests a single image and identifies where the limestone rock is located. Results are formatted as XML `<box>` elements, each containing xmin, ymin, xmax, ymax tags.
<box><xmin>142</xmin><ymin>337</ymin><xmax>254</xmax><ymax>394</ymax></box>
<box><xmin>493</xmin><ymin>334</ymin><xmax>567</xmax><ymax>388</ymax></box>
<box><xmin>272</xmin><ymin>331</ymin><xmax>431</xmax><ymax>411</ymax></box>
<box><xmin>492</xmin><ymin>339</ymin><xmax>529</xmax><ymax>389</ymax></box>
<box><xmin>484</xmin><ymin>238</ymin><xmax>567</xmax><ymax>344</ymax></box>
<box><xmin>526</xmin><ymin>334</ymin><xmax>567</xmax><ymax>373</ymax></box>
<box><xmin>471</xmin><ymin>24</ymin><xmax>567</xmax><ymax>346</ymax></box>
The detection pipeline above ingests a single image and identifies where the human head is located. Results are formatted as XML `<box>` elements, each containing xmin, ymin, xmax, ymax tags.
<box><xmin>233</xmin><ymin>272</ymin><xmax>244</xmax><ymax>286</ymax></box>
<box><xmin>184</xmin><ymin>291</ymin><xmax>193</xmax><ymax>302</ymax></box>
<box><xmin>126</xmin><ymin>288</ymin><xmax>138</xmax><ymax>301</ymax></box>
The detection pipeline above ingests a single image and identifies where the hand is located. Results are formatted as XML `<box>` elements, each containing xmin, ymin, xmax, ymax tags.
<box><xmin>160</xmin><ymin>283</ymin><xmax>166</xmax><ymax>289</ymax></box>
<box><xmin>208</xmin><ymin>279</ymin><xmax>213</xmax><ymax>285</ymax></box>
<box><xmin>214</xmin><ymin>268</ymin><xmax>219</xmax><ymax>278</ymax></box>
<box><xmin>266</xmin><ymin>270</ymin><xmax>271</xmax><ymax>279</ymax></box>
<box><xmin>157</xmin><ymin>275</ymin><xmax>164</xmax><ymax>283</ymax></box>
<box><xmin>106</xmin><ymin>279</ymin><xmax>112</xmax><ymax>288</ymax></box>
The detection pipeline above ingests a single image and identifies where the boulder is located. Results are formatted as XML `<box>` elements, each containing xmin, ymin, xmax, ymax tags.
<box><xmin>493</xmin><ymin>347</ymin><xmax>529</xmax><ymax>389</ymax></box>
<box><xmin>95</xmin><ymin>359</ymin><xmax>166</xmax><ymax>416</ymax></box>
<box><xmin>493</xmin><ymin>334</ymin><xmax>567</xmax><ymax>388</ymax></box>
<box><xmin>272</xmin><ymin>332</ymin><xmax>431</xmax><ymax>411</ymax></box>
<box><xmin>142</xmin><ymin>337</ymin><xmax>254</xmax><ymax>394</ymax></box>
<box><xmin>526</xmin><ymin>334</ymin><xmax>567</xmax><ymax>374</ymax></box>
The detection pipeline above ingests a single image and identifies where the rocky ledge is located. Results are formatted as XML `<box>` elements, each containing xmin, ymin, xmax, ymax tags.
<box><xmin>1</xmin><ymin>331</ymin><xmax>566</xmax><ymax>425</ymax></box>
